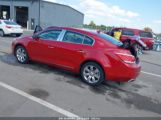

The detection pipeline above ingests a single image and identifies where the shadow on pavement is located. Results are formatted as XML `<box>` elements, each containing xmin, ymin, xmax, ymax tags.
<box><xmin>0</xmin><ymin>53</ymin><xmax>161</xmax><ymax>115</ymax></box>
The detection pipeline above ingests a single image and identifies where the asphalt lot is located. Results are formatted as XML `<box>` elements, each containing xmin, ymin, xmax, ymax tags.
<box><xmin>0</xmin><ymin>30</ymin><xmax>161</xmax><ymax>117</ymax></box>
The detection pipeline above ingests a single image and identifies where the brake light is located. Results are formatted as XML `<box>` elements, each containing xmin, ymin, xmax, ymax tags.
<box><xmin>116</xmin><ymin>53</ymin><xmax>135</xmax><ymax>64</ymax></box>
<box><xmin>6</xmin><ymin>26</ymin><xmax>12</xmax><ymax>29</ymax></box>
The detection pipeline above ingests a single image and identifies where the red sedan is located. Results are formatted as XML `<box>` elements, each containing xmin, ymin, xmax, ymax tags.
<box><xmin>12</xmin><ymin>27</ymin><xmax>141</xmax><ymax>86</ymax></box>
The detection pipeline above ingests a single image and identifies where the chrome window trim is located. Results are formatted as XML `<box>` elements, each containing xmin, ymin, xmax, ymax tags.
<box><xmin>59</xmin><ymin>30</ymin><xmax>95</xmax><ymax>46</ymax></box>
<box><xmin>57</xmin><ymin>30</ymin><xmax>66</xmax><ymax>41</ymax></box>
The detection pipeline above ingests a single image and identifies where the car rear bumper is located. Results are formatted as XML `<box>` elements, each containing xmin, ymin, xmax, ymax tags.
<box><xmin>105</xmin><ymin>62</ymin><xmax>141</xmax><ymax>82</ymax></box>
<box><xmin>144</xmin><ymin>41</ymin><xmax>154</xmax><ymax>50</ymax></box>
<box><xmin>145</xmin><ymin>44</ymin><xmax>153</xmax><ymax>50</ymax></box>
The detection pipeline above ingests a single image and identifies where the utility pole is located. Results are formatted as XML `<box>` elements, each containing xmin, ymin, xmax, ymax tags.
<box><xmin>38</xmin><ymin>0</ymin><xmax>41</xmax><ymax>26</ymax></box>
<box><xmin>10</xmin><ymin>0</ymin><xmax>13</xmax><ymax>20</ymax></box>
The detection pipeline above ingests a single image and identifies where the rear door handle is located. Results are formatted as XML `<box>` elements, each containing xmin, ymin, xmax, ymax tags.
<box><xmin>48</xmin><ymin>46</ymin><xmax>55</xmax><ymax>49</ymax></box>
<box><xmin>77</xmin><ymin>50</ymin><xmax>85</xmax><ymax>53</ymax></box>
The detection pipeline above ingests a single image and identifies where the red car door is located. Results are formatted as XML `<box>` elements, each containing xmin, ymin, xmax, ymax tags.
<box><xmin>28</xmin><ymin>37</ymin><xmax>49</xmax><ymax>63</ymax></box>
<box><xmin>28</xmin><ymin>30</ymin><xmax>62</xmax><ymax>64</ymax></box>
<box><xmin>53</xmin><ymin>31</ymin><xmax>94</xmax><ymax>71</ymax></box>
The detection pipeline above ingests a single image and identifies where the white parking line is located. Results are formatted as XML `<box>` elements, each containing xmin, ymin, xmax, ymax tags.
<box><xmin>141</xmin><ymin>71</ymin><xmax>161</xmax><ymax>78</ymax></box>
<box><xmin>0</xmin><ymin>81</ymin><xmax>79</xmax><ymax>118</ymax></box>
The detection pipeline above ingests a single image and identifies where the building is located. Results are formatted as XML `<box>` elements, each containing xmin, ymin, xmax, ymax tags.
<box><xmin>0</xmin><ymin>0</ymin><xmax>84</xmax><ymax>29</ymax></box>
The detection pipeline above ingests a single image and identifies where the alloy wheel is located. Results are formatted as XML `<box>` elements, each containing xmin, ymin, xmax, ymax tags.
<box><xmin>16</xmin><ymin>47</ymin><xmax>27</xmax><ymax>63</ymax></box>
<box><xmin>134</xmin><ymin>44</ymin><xmax>143</xmax><ymax>55</ymax></box>
<box><xmin>83</xmin><ymin>65</ymin><xmax>101</xmax><ymax>84</ymax></box>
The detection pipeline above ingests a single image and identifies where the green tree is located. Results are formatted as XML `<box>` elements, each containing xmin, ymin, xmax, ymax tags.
<box><xmin>89</xmin><ymin>21</ymin><xmax>96</xmax><ymax>28</ymax></box>
<box><xmin>144</xmin><ymin>27</ymin><xmax>153</xmax><ymax>32</ymax></box>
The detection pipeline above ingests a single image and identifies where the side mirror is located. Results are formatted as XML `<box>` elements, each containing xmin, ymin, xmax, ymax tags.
<box><xmin>32</xmin><ymin>34</ymin><xmax>39</xmax><ymax>40</ymax></box>
<box><xmin>34</xmin><ymin>25</ymin><xmax>43</xmax><ymax>34</ymax></box>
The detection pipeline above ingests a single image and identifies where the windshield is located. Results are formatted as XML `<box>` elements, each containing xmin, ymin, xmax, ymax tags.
<box><xmin>4</xmin><ymin>21</ymin><xmax>18</xmax><ymax>25</ymax></box>
<box><xmin>97</xmin><ymin>33</ymin><xmax>123</xmax><ymax>47</ymax></box>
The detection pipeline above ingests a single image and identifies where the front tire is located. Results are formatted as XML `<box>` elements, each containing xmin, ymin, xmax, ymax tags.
<box><xmin>0</xmin><ymin>30</ymin><xmax>4</xmax><ymax>37</ymax></box>
<box><xmin>15</xmin><ymin>46</ymin><xmax>29</xmax><ymax>64</ymax></box>
<box><xmin>81</xmin><ymin>62</ymin><xmax>105</xmax><ymax>86</ymax></box>
<box><xmin>16</xmin><ymin>34</ymin><xmax>22</xmax><ymax>37</ymax></box>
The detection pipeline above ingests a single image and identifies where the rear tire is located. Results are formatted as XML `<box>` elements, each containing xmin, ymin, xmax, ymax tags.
<box><xmin>15</xmin><ymin>46</ymin><xmax>29</xmax><ymax>64</ymax></box>
<box><xmin>81</xmin><ymin>62</ymin><xmax>105</xmax><ymax>86</ymax></box>
<box><xmin>133</xmin><ymin>43</ymin><xmax>143</xmax><ymax>55</ymax></box>
<box><xmin>0</xmin><ymin>30</ymin><xmax>4</xmax><ymax>37</ymax></box>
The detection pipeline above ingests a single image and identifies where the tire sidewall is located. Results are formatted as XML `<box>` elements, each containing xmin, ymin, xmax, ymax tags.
<box><xmin>81</xmin><ymin>62</ymin><xmax>105</xmax><ymax>86</ymax></box>
<box><xmin>15</xmin><ymin>46</ymin><xmax>29</xmax><ymax>64</ymax></box>
<box><xmin>0</xmin><ymin>30</ymin><xmax>4</xmax><ymax>37</ymax></box>
<box><xmin>133</xmin><ymin>43</ymin><xmax>143</xmax><ymax>55</ymax></box>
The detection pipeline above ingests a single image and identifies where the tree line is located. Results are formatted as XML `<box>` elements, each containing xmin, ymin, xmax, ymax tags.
<box><xmin>84</xmin><ymin>21</ymin><xmax>161</xmax><ymax>39</ymax></box>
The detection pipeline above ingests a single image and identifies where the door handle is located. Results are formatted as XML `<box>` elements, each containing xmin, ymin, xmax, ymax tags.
<box><xmin>77</xmin><ymin>50</ymin><xmax>85</xmax><ymax>53</ymax></box>
<box><xmin>48</xmin><ymin>46</ymin><xmax>55</xmax><ymax>49</ymax></box>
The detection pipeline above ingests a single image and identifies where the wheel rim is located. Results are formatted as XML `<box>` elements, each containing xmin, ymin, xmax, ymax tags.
<box><xmin>16</xmin><ymin>47</ymin><xmax>27</xmax><ymax>63</ymax></box>
<box><xmin>83</xmin><ymin>65</ymin><xmax>101</xmax><ymax>84</ymax></box>
<box><xmin>135</xmin><ymin>44</ymin><xmax>143</xmax><ymax>55</ymax></box>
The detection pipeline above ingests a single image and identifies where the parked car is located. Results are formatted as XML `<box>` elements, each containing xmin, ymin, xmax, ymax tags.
<box><xmin>0</xmin><ymin>19</ymin><xmax>23</xmax><ymax>37</ymax></box>
<box><xmin>107</xmin><ymin>27</ymin><xmax>154</xmax><ymax>54</ymax></box>
<box><xmin>12</xmin><ymin>26</ymin><xmax>141</xmax><ymax>86</ymax></box>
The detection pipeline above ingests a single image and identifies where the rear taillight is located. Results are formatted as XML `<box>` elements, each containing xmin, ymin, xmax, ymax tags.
<box><xmin>116</xmin><ymin>53</ymin><xmax>135</xmax><ymax>64</ymax></box>
<box><xmin>6</xmin><ymin>26</ymin><xmax>12</xmax><ymax>29</ymax></box>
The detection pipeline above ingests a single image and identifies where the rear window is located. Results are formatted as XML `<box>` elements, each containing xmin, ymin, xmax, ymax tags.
<box><xmin>122</xmin><ymin>30</ymin><xmax>135</xmax><ymax>36</ymax></box>
<box><xmin>4</xmin><ymin>21</ymin><xmax>18</xmax><ymax>25</ymax></box>
<box><xmin>97</xmin><ymin>33</ymin><xmax>123</xmax><ymax>46</ymax></box>
<box><xmin>83</xmin><ymin>36</ymin><xmax>94</xmax><ymax>45</ymax></box>
<box><xmin>140</xmin><ymin>32</ymin><xmax>153</xmax><ymax>38</ymax></box>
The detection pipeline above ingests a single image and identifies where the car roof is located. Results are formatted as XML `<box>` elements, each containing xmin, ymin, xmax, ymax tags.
<box><xmin>46</xmin><ymin>26</ymin><xmax>100</xmax><ymax>36</ymax></box>
<box><xmin>114</xmin><ymin>27</ymin><xmax>147</xmax><ymax>32</ymax></box>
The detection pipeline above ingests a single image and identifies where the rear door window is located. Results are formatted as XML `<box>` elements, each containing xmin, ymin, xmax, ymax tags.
<box><xmin>83</xmin><ymin>36</ymin><xmax>94</xmax><ymax>45</ymax></box>
<box><xmin>140</xmin><ymin>32</ymin><xmax>153</xmax><ymax>38</ymax></box>
<box><xmin>122</xmin><ymin>30</ymin><xmax>135</xmax><ymax>36</ymax></box>
<box><xmin>62</xmin><ymin>31</ymin><xmax>84</xmax><ymax>44</ymax></box>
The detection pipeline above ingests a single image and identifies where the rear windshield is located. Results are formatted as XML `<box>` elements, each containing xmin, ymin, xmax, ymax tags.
<box><xmin>97</xmin><ymin>33</ymin><xmax>123</xmax><ymax>47</ymax></box>
<box><xmin>140</xmin><ymin>32</ymin><xmax>153</xmax><ymax>38</ymax></box>
<box><xmin>122</xmin><ymin>30</ymin><xmax>135</xmax><ymax>36</ymax></box>
<box><xmin>4</xmin><ymin>21</ymin><xmax>18</xmax><ymax>25</ymax></box>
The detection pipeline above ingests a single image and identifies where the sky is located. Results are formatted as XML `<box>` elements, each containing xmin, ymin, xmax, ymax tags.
<box><xmin>44</xmin><ymin>0</ymin><xmax>161</xmax><ymax>33</ymax></box>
